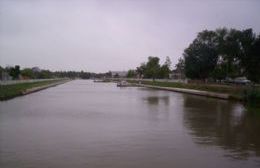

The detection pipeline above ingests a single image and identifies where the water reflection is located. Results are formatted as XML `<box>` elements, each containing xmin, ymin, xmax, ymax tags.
<box><xmin>143</xmin><ymin>96</ymin><xmax>169</xmax><ymax>105</ymax></box>
<box><xmin>140</xmin><ymin>90</ymin><xmax>171</xmax><ymax>122</ymax></box>
<box><xmin>183</xmin><ymin>95</ymin><xmax>260</xmax><ymax>159</ymax></box>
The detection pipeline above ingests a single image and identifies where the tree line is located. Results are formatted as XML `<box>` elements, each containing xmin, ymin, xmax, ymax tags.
<box><xmin>179</xmin><ymin>28</ymin><xmax>260</xmax><ymax>82</ymax></box>
<box><xmin>0</xmin><ymin>65</ymin><xmax>107</xmax><ymax>80</ymax></box>
<box><xmin>127</xmin><ymin>56</ymin><xmax>172</xmax><ymax>80</ymax></box>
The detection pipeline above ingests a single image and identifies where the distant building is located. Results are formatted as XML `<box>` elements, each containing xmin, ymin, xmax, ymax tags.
<box><xmin>111</xmin><ymin>71</ymin><xmax>127</xmax><ymax>78</ymax></box>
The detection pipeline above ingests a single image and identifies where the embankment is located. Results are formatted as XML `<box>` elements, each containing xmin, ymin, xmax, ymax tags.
<box><xmin>135</xmin><ymin>83</ymin><xmax>229</xmax><ymax>99</ymax></box>
<box><xmin>127</xmin><ymin>79</ymin><xmax>247</xmax><ymax>100</ymax></box>
<box><xmin>0</xmin><ymin>79</ymin><xmax>70</xmax><ymax>101</ymax></box>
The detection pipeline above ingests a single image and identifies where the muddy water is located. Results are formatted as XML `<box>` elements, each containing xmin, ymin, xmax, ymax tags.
<box><xmin>0</xmin><ymin>80</ymin><xmax>260</xmax><ymax>168</ymax></box>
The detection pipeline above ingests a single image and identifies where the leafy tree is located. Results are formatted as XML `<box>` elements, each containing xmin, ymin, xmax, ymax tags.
<box><xmin>144</xmin><ymin>56</ymin><xmax>160</xmax><ymax>80</ymax></box>
<box><xmin>38</xmin><ymin>70</ymin><xmax>52</xmax><ymax>79</ymax></box>
<box><xmin>0</xmin><ymin>66</ymin><xmax>3</xmax><ymax>79</ymax></box>
<box><xmin>158</xmin><ymin>56</ymin><xmax>171</xmax><ymax>78</ymax></box>
<box><xmin>245</xmin><ymin>35</ymin><xmax>260</xmax><ymax>82</ymax></box>
<box><xmin>183</xmin><ymin>28</ymin><xmax>260</xmax><ymax>82</ymax></box>
<box><xmin>9</xmin><ymin>65</ymin><xmax>20</xmax><ymax>79</ymax></box>
<box><xmin>175</xmin><ymin>57</ymin><xmax>185</xmax><ymax>71</ymax></box>
<box><xmin>127</xmin><ymin>70</ymin><xmax>136</xmax><ymax>78</ymax></box>
<box><xmin>184</xmin><ymin>37</ymin><xmax>218</xmax><ymax>79</ymax></box>
<box><xmin>136</xmin><ymin>63</ymin><xmax>146</xmax><ymax>78</ymax></box>
<box><xmin>21</xmin><ymin>68</ymin><xmax>34</xmax><ymax>79</ymax></box>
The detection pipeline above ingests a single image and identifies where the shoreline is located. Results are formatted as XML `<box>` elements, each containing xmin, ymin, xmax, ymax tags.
<box><xmin>0</xmin><ymin>79</ymin><xmax>70</xmax><ymax>101</ymax></box>
<box><xmin>123</xmin><ymin>79</ymin><xmax>245</xmax><ymax>101</ymax></box>
<box><xmin>21</xmin><ymin>80</ymin><xmax>70</xmax><ymax>95</ymax></box>
<box><xmin>135</xmin><ymin>83</ymin><xmax>230</xmax><ymax>100</ymax></box>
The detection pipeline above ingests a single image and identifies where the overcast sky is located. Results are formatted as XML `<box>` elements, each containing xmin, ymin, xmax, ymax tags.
<box><xmin>0</xmin><ymin>0</ymin><xmax>260</xmax><ymax>72</ymax></box>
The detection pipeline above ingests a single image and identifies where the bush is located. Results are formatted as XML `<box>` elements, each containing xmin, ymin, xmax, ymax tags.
<box><xmin>243</xmin><ymin>87</ymin><xmax>260</xmax><ymax>107</ymax></box>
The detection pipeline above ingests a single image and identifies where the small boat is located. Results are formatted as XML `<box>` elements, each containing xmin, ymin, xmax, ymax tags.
<box><xmin>117</xmin><ymin>80</ymin><xmax>130</xmax><ymax>87</ymax></box>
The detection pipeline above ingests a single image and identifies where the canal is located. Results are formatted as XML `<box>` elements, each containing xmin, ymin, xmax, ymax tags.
<box><xmin>0</xmin><ymin>80</ymin><xmax>260</xmax><ymax>168</ymax></box>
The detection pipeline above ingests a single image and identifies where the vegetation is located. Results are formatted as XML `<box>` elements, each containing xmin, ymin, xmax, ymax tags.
<box><xmin>0</xmin><ymin>66</ymin><xmax>109</xmax><ymax>80</ymax></box>
<box><xmin>129</xmin><ymin>80</ymin><xmax>247</xmax><ymax>98</ymax></box>
<box><xmin>243</xmin><ymin>87</ymin><xmax>260</xmax><ymax>108</ymax></box>
<box><xmin>135</xmin><ymin>56</ymin><xmax>171</xmax><ymax>79</ymax></box>
<box><xmin>127</xmin><ymin>70</ymin><xmax>136</xmax><ymax>78</ymax></box>
<box><xmin>0</xmin><ymin>80</ymin><xmax>65</xmax><ymax>100</ymax></box>
<box><xmin>9</xmin><ymin>65</ymin><xmax>21</xmax><ymax>79</ymax></box>
<box><xmin>181</xmin><ymin>28</ymin><xmax>260</xmax><ymax>82</ymax></box>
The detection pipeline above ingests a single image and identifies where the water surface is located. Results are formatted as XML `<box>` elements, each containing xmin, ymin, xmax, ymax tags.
<box><xmin>0</xmin><ymin>80</ymin><xmax>260</xmax><ymax>168</ymax></box>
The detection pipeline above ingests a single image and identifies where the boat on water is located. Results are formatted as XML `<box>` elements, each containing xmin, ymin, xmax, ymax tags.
<box><xmin>117</xmin><ymin>80</ymin><xmax>130</xmax><ymax>87</ymax></box>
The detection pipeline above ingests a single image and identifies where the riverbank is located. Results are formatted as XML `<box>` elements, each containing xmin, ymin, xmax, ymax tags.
<box><xmin>0</xmin><ymin>79</ymin><xmax>70</xmax><ymax>101</ymax></box>
<box><xmin>136</xmin><ymin>83</ymin><xmax>230</xmax><ymax>99</ymax></box>
<box><xmin>127</xmin><ymin>80</ymin><xmax>256</xmax><ymax>101</ymax></box>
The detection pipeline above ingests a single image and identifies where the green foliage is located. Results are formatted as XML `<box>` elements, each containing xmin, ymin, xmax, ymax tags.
<box><xmin>244</xmin><ymin>35</ymin><xmax>260</xmax><ymax>83</ymax></box>
<box><xmin>9</xmin><ymin>65</ymin><xmax>20</xmax><ymax>79</ymax></box>
<box><xmin>158</xmin><ymin>64</ymin><xmax>170</xmax><ymax>79</ymax></box>
<box><xmin>184</xmin><ymin>39</ymin><xmax>218</xmax><ymax>79</ymax></box>
<box><xmin>182</xmin><ymin>28</ymin><xmax>260</xmax><ymax>82</ymax></box>
<box><xmin>127</xmin><ymin>70</ymin><xmax>136</xmax><ymax>78</ymax></box>
<box><xmin>136</xmin><ymin>56</ymin><xmax>172</xmax><ymax>79</ymax></box>
<box><xmin>21</xmin><ymin>68</ymin><xmax>34</xmax><ymax>78</ymax></box>
<box><xmin>136</xmin><ymin>63</ymin><xmax>146</xmax><ymax>77</ymax></box>
<box><xmin>210</xmin><ymin>64</ymin><xmax>226</xmax><ymax>80</ymax></box>
<box><xmin>0</xmin><ymin>66</ymin><xmax>3</xmax><ymax>79</ymax></box>
<box><xmin>128</xmin><ymin>80</ymin><xmax>247</xmax><ymax>97</ymax></box>
<box><xmin>175</xmin><ymin>58</ymin><xmax>184</xmax><ymax>71</ymax></box>
<box><xmin>243</xmin><ymin>87</ymin><xmax>260</xmax><ymax>107</ymax></box>
<box><xmin>158</xmin><ymin>56</ymin><xmax>171</xmax><ymax>79</ymax></box>
<box><xmin>144</xmin><ymin>56</ymin><xmax>161</xmax><ymax>79</ymax></box>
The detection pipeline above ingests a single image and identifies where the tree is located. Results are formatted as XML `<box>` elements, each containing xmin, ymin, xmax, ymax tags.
<box><xmin>158</xmin><ymin>56</ymin><xmax>171</xmax><ymax>79</ymax></box>
<box><xmin>144</xmin><ymin>56</ymin><xmax>160</xmax><ymax>80</ymax></box>
<box><xmin>184</xmin><ymin>36</ymin><xmax>218</xmax><ymax>79</ymax></box>
<box><xmin>9</xmin><ymin>65</ymin><xmax>20</xmax><ymax>79</ymax></box>
<box><xmin>0</xmin><ymin>66</ymin><xmax>3</xmax><ymax>79</ymax></box>
<box><xmin>245</xmin><ymin>35</ymin><xmax>260</xmax><ymax>82</ymax></box>
<box><xmin>136</xmin><ymin>63</ymin><xmax>146</xmax><ymax>78</ymax></box>
<box><xmin>21</xmin><ymin>68</ymin><xmax>34</xmax><ymax>79</ymax></box>
<box><xmin>38</xmin><ymin>70</ymin><xmax>52</xmax><ymax>79</ymax></box>
<box><xmin>214</xmin><ymin>28</ymin><xmax>256</xmax><ymax>78</ymax></box>
<box><xmin>165</xmin><ymin>56</ymin><xmax>171</xmax><ymax>68</ymax></box>
<box><xmin>127</xmin><ymin>70</ymin><xmax>136</xmax><ymax>78</ymax></box>
<box><xmin>183</xmin><ymin>28</ymin><xmax>260</xmax><ymax>82</ymax></box>
<box><xmin>175</xmin><ymin>57</ymin><xmax>184</xmax><ymax>71</ymax></box>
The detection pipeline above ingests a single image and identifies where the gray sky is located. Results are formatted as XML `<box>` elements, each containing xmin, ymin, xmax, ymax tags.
<box><xmin>0</xmin><ymin>0</ymin><xmax>260</xmax><ymax>72</ymax></box>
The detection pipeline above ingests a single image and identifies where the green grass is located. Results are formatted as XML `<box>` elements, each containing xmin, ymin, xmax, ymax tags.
<box><xmin>0</xmin><ymin>80</ymin><xmax>64</xmax><ymax>100</ymax></box>
<box><xmin>128</xmin><ymin>80</ymin><xmax>251</xmax><ymax>100</ymax></box>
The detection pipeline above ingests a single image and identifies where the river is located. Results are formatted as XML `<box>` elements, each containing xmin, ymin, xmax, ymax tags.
<box><xmin>0</xmin><ymin>80</ymin><xmax>260</xmax><ymax>168</ymax></box>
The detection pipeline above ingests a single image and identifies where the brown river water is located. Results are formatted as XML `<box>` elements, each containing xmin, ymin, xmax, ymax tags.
<box><xmin>0</xmin><ymin>80</ymin><xmax>260</xmax><ymax>168</ymax></box>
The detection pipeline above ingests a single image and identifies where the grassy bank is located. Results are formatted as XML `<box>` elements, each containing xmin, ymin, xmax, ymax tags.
<box><xmin>128</xmin><ymin>80</ymin><xmax>256</xmax><ymax>100</ymax></box>
<box><xmin>0</xmin><ymin>79</ymin><xmax>67</xmax><ymax>100</ymax></box>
